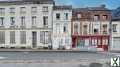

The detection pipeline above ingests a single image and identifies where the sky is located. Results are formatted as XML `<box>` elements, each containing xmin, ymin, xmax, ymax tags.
<box><xmin>0</xmin><ymin>0</ymin><xmax>119</xmax><ymax>9</ymax></box>
<box><xmin>55</xmin><ymin>0</ymin><xmax>120</xmax><ymax>9</ymax></box>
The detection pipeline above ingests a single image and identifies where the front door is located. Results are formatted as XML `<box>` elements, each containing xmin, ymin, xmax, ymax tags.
<box><xmin>32</xmin><ymin>32</ymin><xmax>37</xmax><ymax>48</ymax></box>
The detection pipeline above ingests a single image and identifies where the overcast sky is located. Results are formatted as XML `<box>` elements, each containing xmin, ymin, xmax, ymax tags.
<box><xmin>0</xmin><ymin>0</ymin><xmax>119</xmax><ymax>9</ymax></box>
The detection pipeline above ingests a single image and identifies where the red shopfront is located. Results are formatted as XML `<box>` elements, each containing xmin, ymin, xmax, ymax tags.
<box><xmin>72</xmin><ymin>35</ymin><xmax>110</xmax><ymax>51</ymax></box>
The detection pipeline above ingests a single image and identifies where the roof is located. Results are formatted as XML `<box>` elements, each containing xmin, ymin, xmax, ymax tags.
<box><xmin>112</xmin><ymin>17</ymin><xmax>120</xmax><ymax>21</ymax></box>
<box><xmin>88</xmin><ymin>7</ymin><xmax>110</xmax><ymax>11</ymax></box>
<box><xmin>73</xmin><ymin>8</ymin><xmax>89</xmax><ymax>12</ymax></box>
<box><xmin>53</xmin><ymin>5</ymin><xmax>72</xmax><ymax>10</ymax></box>
<box><xmin>0</xmin><ymin>0</ymin><xmax>55</xmax><ymax>5</ymax></box>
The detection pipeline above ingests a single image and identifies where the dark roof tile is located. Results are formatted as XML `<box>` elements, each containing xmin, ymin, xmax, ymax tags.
<box><xmin>54</xmin><ymin>5</ymin><xmax>72</xmax><ymax>10</ymax></box>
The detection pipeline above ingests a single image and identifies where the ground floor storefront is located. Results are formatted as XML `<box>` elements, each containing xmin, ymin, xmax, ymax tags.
<box><xmin>72</xmin><ymin>35</ymin><xmax>110</xmax><ymax>51</ymax></box>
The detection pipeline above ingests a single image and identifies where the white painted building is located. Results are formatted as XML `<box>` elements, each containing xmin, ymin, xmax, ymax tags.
<box><xmin>52</xmin><ymin>6</ymin><xmax>72</xmax><ymax>49</ymax></box>
<box><xmin>0</xmin><ymin>0</ymin><xmax>54</xmax><ymax>49</ymax></box>
<box><xmin>111</xmin><ymin>18</ymin><xmax>120</xmax><ymax>51</ymax></box>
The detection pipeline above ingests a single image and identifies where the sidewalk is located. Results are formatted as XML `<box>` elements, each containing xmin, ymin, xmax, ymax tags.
<box><xmin>0</xmin><ymin>59</ymin><xmax>109</xmax><ymax>64</ymax></box>
<box><xmin>109</xmin><ymin>50</ymin><xmax>120</xmax><ymax>53</ymax></box>
<box><xmin>0</xmin><ymin>49</ymin><xmax>99</xmax><ymax>52</ymax></box>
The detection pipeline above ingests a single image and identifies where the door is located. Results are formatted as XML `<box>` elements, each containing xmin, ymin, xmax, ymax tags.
<box><xmin>32</xmin><ymin>32</ymin><xmax>37</xmax><ymax>48</ymax></box>
<box><xmin>113</xmin><ymin>38</ymin><xmax>120</xmax><ymax>50</ymax></box>
<box><xmin>85</xmin><ymin>39</ymin><xmax>89</xmax><ymax>46</ymax></box>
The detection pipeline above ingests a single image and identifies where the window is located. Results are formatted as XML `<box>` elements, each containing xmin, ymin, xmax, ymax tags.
<box><xmin>94</xmin><ymin>29</ymin><xmax>99</xmax><ymax>34</ymax></box>
<box><xmin>10</xmin><ymin>17</ymin><xmax>15</xmax><ymax>25</ymax></box>
<box><xmin>56</xmin><ymin>23</ymin><xmax>60</xmax><ymax>33</ymax></box>
<box><xmin>20</xmin><ymin>31</ymin><xmax>26</xmax><ymax>44</ymax></box>
<box><xmin>10</xmin><ymin>8</ymin><xmax>15</xmax><ymax>14</ymax></box>
<box><xmin>83</xmin><ymin>25</ymin><xmax>87</xmax><ymax>34</ymax></box>
<box><xmin>79</xmin><ymin>39</ymin><xmax>85</xmax><ymax>47</ymax></box>
<box><xmin>0</xmin><ymin>8</ymin><xmax>5</xmax><ymax>15</ymax></box>
<box><xmin>94</xmin><ymin>15</ymin><xmax>100</xmax><ymax>21</ymax></box>
<box><xmin>0</xmin><ymin>17</ymin><xmax>4</xmax><ymax>26</ymax></box>
<box><xmin>20</xmin><ymin>7</ymin><xmax>26</xmax><ymax>14</ymax></box>
<box><xmin>77</xmin><ymin>14</ymin><xmax>81</xmax><ymax>18</ymax></box>
<box><xmin>103</xmin><ymin>15</ymin><xmax>108</xmax><ymax>20</ymax></box>
<box><xmin>103</xmin><ymin>24</ymin><xmax>107</xmax><ymax>34</ymax></box>
<box><xmin>56</xmin><ymin>13</ymin><xmax>60</xmax><ymax>20</ymax></box>
<box><xmin>31</xmin><ymin>7</ymin><xmax>37</xmax><ymax>13</ymax></box>
<box><xmin>43</xmin><ymin>16</ymin><xmax>48</xmax><ymax>27</ymax></box>
<box><xmin>0</xmin><ymin>31</ymin><xmax>5</xmax><ymax>44</ymax></box>
<box><xmin>40</xmin><ymin>32</ymin><xmax>51</xmax><ymax>44</ymax></box>
<box><xmin>45</xmin><ymin>32</ymin><xmax>50</xmax><ymax>44</ymax></box>
<box><xmin>113</xmin><ymin>24</ymin><xmax>117</xmax><ymax>32</ymax></box>
<box><xmin>63</xmin><ymin>23</ymin><xmax>68</xmax><ymax>33</ymax></box>
<box><xmin>32</xmin><ymin>16</ymin><xmax>36</xmax><ymax>26</ymax></box>
<box><xmin>64</xmin><ymin>13</ymin><xmax>68</xmax><ymax>20</ymax></box>
<box><xmin>21</xmin><ymin>16</ymin><xmax>25</xmax><ymax>26</ymax></box>
<box><xmin>74</xmin><ymin>23</ymin><xmax>78</xmax><ymax>34</ymax></box>
<box><xmin>92</xmin><ymin>39</ymin><xmax>97</xmax><ymax>46</ymax></box>
<box><xmin>42</xmin><ymin>6</ymin><xmax>48</xmax><ymax>12</ymax></box>
<box><xmin>102</xmin><ymin>38</ymin><xmax>108</xmax><ymax>45</ymax></box>
<box><xmin>65</xmin><ymin>39</ymin><xmax>69</xmax><ymax>44</ymax></box>
<box><xmin>40</xmin><ymin>32</ymin><xmax>44</xmax><ymax>43</ymax></box>
<box><xmin>10</xmin><ymin>31</ymin><xmax>15</xmax><ymax>44</ymax></box>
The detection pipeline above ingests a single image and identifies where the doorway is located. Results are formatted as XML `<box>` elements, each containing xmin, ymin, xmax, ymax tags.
<box><xmin>32</xmin><ymin>32</ymin><xmax>37</xmax><ymax>48</ymax></box>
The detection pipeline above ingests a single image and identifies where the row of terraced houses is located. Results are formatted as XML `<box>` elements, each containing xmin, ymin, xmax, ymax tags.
<box><xmin>0</xmin><ymin>0</ymin><xmax>119</xmax><ymax>51</ymax></box>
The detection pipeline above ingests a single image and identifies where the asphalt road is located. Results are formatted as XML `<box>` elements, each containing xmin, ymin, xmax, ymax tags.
<box><xmin>0</xmin><ymin>52</ymin><xmax>114</xmax><ymax>60</ymax></box>
<box><xmin>0</xmin><ymin>51</ymin><xmax>116</xmax><ymax>67</ymax></box>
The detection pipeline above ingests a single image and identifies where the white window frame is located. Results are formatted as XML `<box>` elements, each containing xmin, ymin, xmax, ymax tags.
<box><xmin>0</xmin><ymin>31</ymin><xmax>5</xmax><ymax>44</ymax></box>
<box><xmin>10</xmin><ymin>31</ymin><xmax>15</xmax><ymax>44</ymax></box>
<box><xmin>32</xmin><ymin>16</ymin><xmax>36</xmax><ymax>27</ymax></box>
<box><xmin>10</xmin><ymin>8</ymin><xmax>15</xmax><ymax>14</ymax></box>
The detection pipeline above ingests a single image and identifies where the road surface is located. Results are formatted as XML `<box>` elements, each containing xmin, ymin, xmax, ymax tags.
<box><xmin>0</xmin><ymin>51</ymin><xmax>117</xmax><ymax>67</ymax></box>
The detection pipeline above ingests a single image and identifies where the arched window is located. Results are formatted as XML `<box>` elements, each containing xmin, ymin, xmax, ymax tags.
<box><xmin>63</xmin><ymin>23</ymin><xmax>68</xmax><ymax>33</ymax></box>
